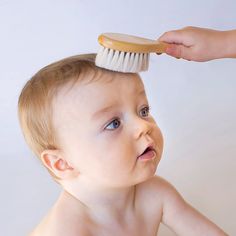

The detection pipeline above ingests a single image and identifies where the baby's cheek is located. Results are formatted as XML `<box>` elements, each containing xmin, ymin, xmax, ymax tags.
<box><xmin>154</xmin><ymin>125</ymin><xmax>164</xmax><ymax>154</ymax></box>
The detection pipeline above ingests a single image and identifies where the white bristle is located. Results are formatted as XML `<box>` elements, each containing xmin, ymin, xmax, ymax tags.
<box><xmin>130</xmin><ymin>53</ymin><xmax>139</xmax><ymax>72</ymax></box>
<box><xmin>128</xmin><ymin>53</ymin><xmax>135</xmax><ymax>71</ymax></box>
<box><xmin>110</xmin><ymin>50</ymin><xmax>120</xmax><ymax>69</ymax></box>
<box><xmin>105</xmin><ymin>49</ymin><xmax>114</xmax><ymax>68</ymax></box>
<box><xmin>138</xmin><ymin>53</ymin><xmax>143</xmax><ymax>71</ymax></box>
<box><xmin>95</xmin><ymin>46</ymin><xmax>149</xmax><ymax>73</ymax></box>
<box><xmin>142</xmin><ymin>53</ymin><xmax>148</xmax><ymax>70</ymax></box>
<box><xmin>123</xmin><ymin>52</ymin><xmax>130</xmax><ymax>72</ymax></box>
<box><xmin>116</xmin><ymin>51</ymin><xmax>125</xmax><ymax>71</ymax></box>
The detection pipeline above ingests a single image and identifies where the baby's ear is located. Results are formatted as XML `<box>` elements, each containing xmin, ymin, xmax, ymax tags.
<box><xmin>40</xmin><ymin>149</ymin><xmax>77</xmax><ymax>180</ymax></box>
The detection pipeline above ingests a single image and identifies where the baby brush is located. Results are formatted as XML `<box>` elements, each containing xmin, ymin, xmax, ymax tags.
<box><xmin>95</xmin><ymin>33</ymin><xmax>170</xmax><ymax>73</ymax></box>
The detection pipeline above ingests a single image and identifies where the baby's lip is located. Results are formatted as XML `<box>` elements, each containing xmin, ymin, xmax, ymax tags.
<box><xmin>137</xmin><ymin>143</ymin><xmax>156</xmax><ymax>158</ymax></box>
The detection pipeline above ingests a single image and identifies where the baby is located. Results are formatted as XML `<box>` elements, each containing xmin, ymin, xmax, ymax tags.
<box><xmin>18</xmin><ymin>54</ymin><xmax>228</xmax><ymax>236</ymax></box>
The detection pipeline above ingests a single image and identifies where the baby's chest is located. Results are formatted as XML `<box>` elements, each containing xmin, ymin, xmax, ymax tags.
<box><xmin>89</xmin><ymin>217</ymin><xmax>161</xmax><ymax>236</ymax></box>
<box><xmin>88</xmin><ymin>210</ymin><xmax>162</xmax><ymax>236</ymax></box>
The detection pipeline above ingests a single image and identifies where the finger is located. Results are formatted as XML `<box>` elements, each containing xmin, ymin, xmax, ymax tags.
<box><xmin>158</xmin><ymin>30</ymin><xmax>184</xmax><ymax>45</ymax></box>
<box><xmin>166</xmin><ymin>44</ymin><xmax>192</xmax><ymax>61</ymax></box>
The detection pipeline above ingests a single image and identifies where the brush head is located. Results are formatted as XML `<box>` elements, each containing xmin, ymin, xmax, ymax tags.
<box><xmin>95</xmin><ymin>33</ymin><xmax>168</xmax><ymax>73</ymax></box>
<box><xmin>95</xmin><ymin>45</ymin><xmax>149</xmax><ymax>73</ymax></box>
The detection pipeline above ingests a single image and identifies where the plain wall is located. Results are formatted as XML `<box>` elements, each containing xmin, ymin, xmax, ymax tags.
<box><xmin>0</xmin><ymin>0</ymin><xmax>235</xmax><ymax>235</ymax></box>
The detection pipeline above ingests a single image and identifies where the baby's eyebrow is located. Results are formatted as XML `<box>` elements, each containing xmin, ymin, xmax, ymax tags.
<box><xmin>91</xmin><ymin>89</ymin><xmax>146</xmax><ymax>120</ymax></box>
<box><xmin>91</xmin><ymin>104</ymin><xmax>117</xmax><ymax>120</ymax></box>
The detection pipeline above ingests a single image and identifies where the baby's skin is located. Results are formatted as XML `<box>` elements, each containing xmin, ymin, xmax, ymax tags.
<box><xmin>30</xmin><ymin>72</ymin><xmax>228</xmax><ymax>236</ymax></box>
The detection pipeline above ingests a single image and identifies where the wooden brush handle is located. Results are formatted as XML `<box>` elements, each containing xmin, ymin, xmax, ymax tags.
<box><xmin>98</xmin><ymin>33</ymin><xmax>170</xmax><ymax>53</ymax></box>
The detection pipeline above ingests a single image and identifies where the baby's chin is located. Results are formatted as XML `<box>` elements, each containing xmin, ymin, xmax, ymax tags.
<box><xmin>135</xmin><ymin>164</ymin><xmax>159</xmax><ymax>185</ymax></box>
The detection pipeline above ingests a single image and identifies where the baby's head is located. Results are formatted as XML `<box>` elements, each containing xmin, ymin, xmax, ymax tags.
<box><xmin>18</xmin><ymin>54</ymin><xmax>164</xmax><ymax>188</ymax></box>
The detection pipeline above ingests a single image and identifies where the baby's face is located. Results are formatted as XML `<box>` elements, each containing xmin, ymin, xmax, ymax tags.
<box><xmin>52</xmin><ymin>72</ymin><xmax>164</xmax><ymax>188</ymax></box>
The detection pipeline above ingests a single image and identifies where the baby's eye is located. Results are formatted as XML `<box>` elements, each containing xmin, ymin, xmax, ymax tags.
<box><xmin>140</xmin><ymin>106</ymin><xmax>150</xmax><ymax>117</ymax></box>
<box><xmin>105</xmin><ymin>118</ymin><xmax>121</xmax><ymax>130</ymax></box>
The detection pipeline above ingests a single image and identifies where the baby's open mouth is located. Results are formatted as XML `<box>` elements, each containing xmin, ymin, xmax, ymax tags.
<box><xmin>138</xmin><ymin>146</ymin><xmax>156</xmax><ymax>160</ymax></box>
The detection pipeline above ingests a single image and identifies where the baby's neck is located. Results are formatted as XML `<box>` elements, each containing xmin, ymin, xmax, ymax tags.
<box><xmin>59</xmin><ymin>179</ymin><xmax>137</xmax><ymax>224</ymax></box>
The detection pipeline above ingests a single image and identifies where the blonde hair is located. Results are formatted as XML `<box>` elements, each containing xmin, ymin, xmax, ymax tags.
<box><xmin>18</xmin><ymin>53</ymin><xmax>115</xmax><ymax>174</ymax></box>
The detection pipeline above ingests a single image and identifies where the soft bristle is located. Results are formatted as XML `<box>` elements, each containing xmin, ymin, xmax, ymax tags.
<box><xmin>95</xmin><ymin>46</ymin><xmax>149</xmax><ymax>73</ymax></box>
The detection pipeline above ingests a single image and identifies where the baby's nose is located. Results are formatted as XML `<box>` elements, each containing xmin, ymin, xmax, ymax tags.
<box><xmin>132</xmin><ymin>116</ymin><xmax>152</xmax><ymax>140</ymax></box>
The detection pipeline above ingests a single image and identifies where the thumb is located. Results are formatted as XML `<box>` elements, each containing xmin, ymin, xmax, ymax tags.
<box><xmin>165</xmin><ymin>44</ymin><xmax>192</xmax><ymax>60</ymax></box>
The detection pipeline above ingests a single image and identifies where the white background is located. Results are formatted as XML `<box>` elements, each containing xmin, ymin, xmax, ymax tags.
<box><xmin>0</xmin><ymin>0</ymin><xmax>235</xmax><ymax>235</ymax></box>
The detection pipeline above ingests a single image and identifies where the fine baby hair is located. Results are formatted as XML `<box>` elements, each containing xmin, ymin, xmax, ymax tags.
<box><xmin>17</xmin><ymin>53</ymin><xmax>121</xmax><ymax>179</ymax></box>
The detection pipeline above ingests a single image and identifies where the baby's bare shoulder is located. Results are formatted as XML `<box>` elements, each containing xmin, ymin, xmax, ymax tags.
<box><xmin>28</xmin><ymin>211</ymin><xmax>57</xmax><ymax>236</ymax></box>
<box><xmin>28</xmin><ymin>206</ymin><xmax>91</xmax><ymax>236</ymax></box>
<box><xmin>136</xmin><ymin>175</ymin><xmax>175</xmax><ymax>198</ymax></box>
<box><xmin>137</xmin><ymin>176</ymin><xmax>228</xmax><ymax>235</ymax></box>
<box><xmin>135</xmin><ymin>175</ymin><xmax>175</xmax><ymax>216</ymax></box>
<box><xmin>29</xmin><ymin>226</ymin><xmax>90</xmax><ymax>236</ymax></box>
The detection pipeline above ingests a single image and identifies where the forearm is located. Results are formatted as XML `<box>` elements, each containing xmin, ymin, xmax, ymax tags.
<box><xmin>221</xmin><ymin>30</ymin><xmax>236</xmax><ymax>59</ymax></box>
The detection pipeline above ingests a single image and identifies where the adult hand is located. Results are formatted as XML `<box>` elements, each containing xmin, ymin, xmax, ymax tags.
<box><xmin>158</xmin><ymin>26</ymin><xmax>236</xmax><ymax>61</ymax></box>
